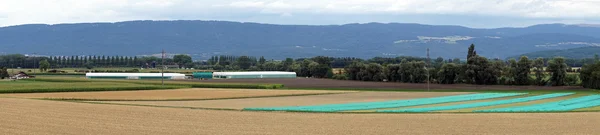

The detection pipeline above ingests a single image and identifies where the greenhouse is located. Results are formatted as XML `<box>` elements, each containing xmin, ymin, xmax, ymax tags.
<box><xmin>86</xmin><ymin>73</ymin><xmax>186</xmax><ymax>80</ymax></box>
<box><xmin>212</xmin><ymin>71</ymin><xmax>297</xmax><ymax>79</ymax></box>
<box><xmin>192</xmin><ymin>72</ymin><xmax>213</xmax><ymax>79</ymax></box>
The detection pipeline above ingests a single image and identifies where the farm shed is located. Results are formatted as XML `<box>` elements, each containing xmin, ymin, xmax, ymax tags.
<box><xmin>213</xmin><ymin>71</ymin><xmax>296</xmax><ymax>79</ymax></box>
<box><xmin>86</xmin><ymin>73</ymin><xmax>186</xmax><ymax>80</ymax></box>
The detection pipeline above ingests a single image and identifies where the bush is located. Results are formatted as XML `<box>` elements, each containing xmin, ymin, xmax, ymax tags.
<box><xmin>564</xmin><ymin>74</ymin><xmax>581</xmax><ymax>86</ymax></box>
<box><xmin>332</xmin><ymin>74</ymin><xmax>348</xmax><ymax>80</ymax></box>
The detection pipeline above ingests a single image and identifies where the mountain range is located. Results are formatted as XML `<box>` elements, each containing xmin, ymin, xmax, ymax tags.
<box><xmin>512</xmin><ymin>46</ymin><xmax>600</xmax><ymax>59</ymax></box>
<box><xmin>1</xmin><ymin>20</ymin><xmax>600</xmax><ymax>60</ymax></box>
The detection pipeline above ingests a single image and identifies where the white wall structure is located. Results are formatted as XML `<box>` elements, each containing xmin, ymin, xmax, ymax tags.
<box><xmin>86</xmin><ymin>73</ymin><xmax>186</xmax><ymax>80</ymax></box>
<box><xmin>213</xmin><ymin>71</ymin><xmax>296</xmax><ymax>79</ymax></box>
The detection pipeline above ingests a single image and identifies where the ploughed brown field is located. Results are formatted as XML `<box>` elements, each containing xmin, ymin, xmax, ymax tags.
<box><xmin>188</xmin><ymin>78</ymin><xmax>587</xmax><ymax>90</ymax></box>
<box><xmin>93</xmin><ymin>92</ymin><xmax>473</xmax><ymax>110</ymax></box>
<box><xmin>2</xmin><ymin>88</ymin><xmax>351</xmax><ymax>100</ymax></box>
<box><xmin>1</xmin><ymin>98</ymin><xmax>599</xmax><ymax>135</ymax></box>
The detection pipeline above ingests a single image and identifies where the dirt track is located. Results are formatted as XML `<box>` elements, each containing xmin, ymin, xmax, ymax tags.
<box><xmin>188</xmin><ymin>78</ymin><xmax>587</xmax><ymax>90</ymax></box>
<box><xmin>1</xmin><ymin>88</ymin><xmax>349</xmax><ymax>100</ymax></box>
<box><xmin>95</xmin><ymin>92</ymin><xmax>472</xmax><ymax>109</ymax></box>
<box><xmin>1</xmin><ymin>98</ymin><xmax>599</xmax><ymax>135</ymax></box>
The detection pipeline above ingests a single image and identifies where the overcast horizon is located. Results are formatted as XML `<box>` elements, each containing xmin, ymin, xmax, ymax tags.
<box><xmin>1</xmin><ymin>0</ymin><xmax>600</xmax><ymax>28</ymax></box>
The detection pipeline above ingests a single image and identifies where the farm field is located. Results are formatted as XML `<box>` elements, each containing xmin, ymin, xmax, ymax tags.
<box><xmin>1</xmin><ymin>98</ymin><xmax>600</xmax><ymax>135</ymax></box>
<box><xmin>192</xmin><ymin>78</ymin><xmax>586</xmax><ymax>90</ymax></box>
<box><xmin>1</xmin><ymin>76</ymin><xmax>600</xmax><ymax>134</ymax></box>
<box><xmin>0</xmin><ymin>81</ymin><xmax>185</xmax><ymax>93</ymax></box>
<box><xmin>89</xmin><ymin>91</ymin><xmax>472</xmax><ymax>109</ymax></box>
<box><xmin>240</xmin><ymin>92</ymin><xmax>600</xmax><ymax>113</ymax></box>
<box><xmin>2</xmin><ymin>88</ymin><xmax>351</xmax><ymax>101</ymax></box>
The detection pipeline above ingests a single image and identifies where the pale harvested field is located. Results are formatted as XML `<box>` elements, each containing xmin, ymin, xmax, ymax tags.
<box><xmin>1</xmin><ymin>88</ymin><xmax>351</xmax><ymax>101</ymax></box>
<box><xmin>94</xmin><ymin>92</ymin><xmax>473</xmax><ymax>110</ymax></box>
<box><xmin>2</xmin><ymin>98</ymin><xmax>600</xmax><ymax>135</ymax></box>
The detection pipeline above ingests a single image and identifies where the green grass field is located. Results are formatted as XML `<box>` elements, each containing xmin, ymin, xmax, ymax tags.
<box><xmin>8</xmin><ymin>68</ymin><xmax>212</xmax><ymax>76</ymax></box>
<box><xmin>0</xmin><ymin>76</ymin><xmax>284</xmax><ymax>93</ymax></box>
<box><xmin>0</xmin><ymin>81</ymin><xmax>186</xmax><ymax>93</ymax></box>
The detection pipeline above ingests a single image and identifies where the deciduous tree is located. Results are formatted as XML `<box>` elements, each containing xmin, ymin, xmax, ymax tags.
<box><xmin>547</xmin><ymin>57</ymin><xmax>568</xmax><ymax>86</ymax></box>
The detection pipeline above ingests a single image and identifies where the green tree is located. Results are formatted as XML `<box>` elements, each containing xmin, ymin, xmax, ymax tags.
<box><xmin>452</xmin><ymin>58</ymin><xmax>461</xmax><ymax>64</ymax></box>
<box><xmin>467</xmin><ymin>44</ymin><xmax>476</xmax><ymax>60</ymax></box>
<box><xmin>533</xmin><ymin>58</ymin><xmax>547</xmax><ymax>86</ymax></box>
<box><xmin>0</xmin><ymin>67</ymin><xmax>8</xmax><ymax>79</ymax></box>
<box><xmin>503</xmin><ymin>59</ymin><xmax>518</xmax><ymax>85</ymax></box>
<box><xmin>487</xmin><ymin>59</ymin><xmax>504</xmax><ymax>85</ymax></box>
<box><xmin>434</xmin><ymin>57</ymin><xmax>444</xmax><ymax>68</ymax></box>
<box><xmin>309</xmin><ymin>63</ymin><xmax>330</xmax><ymax>78</ymax></box>
<box><xmin>283</xmin><ymin>58</ymin><xmax>294</xmax><ymax>71</ymax></box>
<box><xmin>312</xmin><ymin>56</ymin><xmax>332</xmax><ymax>65</ymax></box>
<box><xmin>515</xmin><ymin>56</ymin><xmax>532</xmax><ymax>85</ymax></box>
<box><xmin>366</xmin><ymin>63</ymin><xmax>386</xmax><ymax>81</ymax></box>
<box><xmin>263</xmin><ymin>61</ymin><xmax>281</xmax><ymax>71</ymax></box>
<box><xmin>438</xmin><ymin>63</ymin><xmax>460</xmax><ymax>84</ymax></box>
<box><xmin>298</xmin><ymin>59</ymin><xmax>315</xmax><ymax>77</ymax></box>
<box><xmin>386</xmin><ymin>64</ymin><xmax>402</xmax><ymax>82</ymax></box>
<box><xmin>39</xmin><ymin>59</ymin><xmax>50</xmax><ymax>72</ymax></box>
<box><xmin>84</xmin><ymin>61</ymin><xmax>95</xmax><ymax>69</ymax></box>
<box><xmin>547</xmin><ymin>57</ymin><xmax>568</xmax><ymax>86</ymax></box>
<box><xmin>399</xmin><ymin>59</ymin><xmax>412</xmax><ymax>83</ymax></box>
<box><xmin>595</xmin><ymin>54</ymin><xmax>599</xmax><ymax>62</ymax></box>
<box><xmin>173</xmin><ymin>54</ymin><xmax>192</xmax><ymax>68</ymax></box>
<box><xmin>409</xmin><ymin>61</ymin><xmax>427</xmax><ymax>83</ymax></box>
<box><xmin>258</xmin><ymin>56</ymin><xmax>266</xmax><ymax>65</ymax></box>
<box><xmin>345</xmin><ymin>61</ymin><xmax>365</xmax><ymax>80</ymax></box>
<box><xmin>580</xmin><ymin>61</ymin><xmax>600</xmax><ymax>89</ymax></box>
<box><xmin>235</xmin><ymin>56</ymin><xmax>253</xmax><ymax>70</ymax></box>
<box><xmin>466</xmin><ymin>55</ymin><xmax>493</xmax><ymax>85</ymax></box>
<box><xmin>326</xmin><ymin>68</ymin><xmax>334</xmax><ymax>79</ymax></box>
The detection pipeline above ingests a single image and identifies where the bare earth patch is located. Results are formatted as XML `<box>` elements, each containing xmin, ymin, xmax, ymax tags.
<box><xmin>1</xmin><ymin>88</ymin><xmax>351</xmax><ymax>101</ymax></box>
<box><xmin>94</xmin><ymin>92</ymin><xmax>473</xmax><ymax>110</ymax></box>
<box><xmin>1</xmin><ymin>98</ymin><xmax>599</xmax><ymax>135</ymax></box>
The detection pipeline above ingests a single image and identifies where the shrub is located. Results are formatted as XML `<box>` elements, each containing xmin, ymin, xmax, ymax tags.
<box><xmin>564</xmin><ymin>74</ymin><xmax>581</xmax><ymax>86</ymax></box>
<box><xmin>332</xmin><ymin>74</ymin><xmax>348</xmax><ymax>80</ymax></box>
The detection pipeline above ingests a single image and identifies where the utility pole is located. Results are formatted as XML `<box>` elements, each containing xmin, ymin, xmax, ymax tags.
<box><xmin>161</xmin><ymin>49</ymin><xmax>165</xmax><ymax>86</ymax></box>
<box><xmin>33</xmin><ymin>53</ymin><xmax>36</xmax><ymax>82</ymax></box>
<box><xmin>426</xmin><ymin>48</ymin><xmax>430</xmax><ymax>91</ymax></box>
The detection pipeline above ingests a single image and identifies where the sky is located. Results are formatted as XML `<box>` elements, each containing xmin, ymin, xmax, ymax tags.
<box><xmin>0</xmin><ymin>0</ymin><xmax>599</xmax><ymax>28</ymax></box>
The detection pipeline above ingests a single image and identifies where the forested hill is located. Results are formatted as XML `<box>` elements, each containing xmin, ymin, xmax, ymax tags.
<box><xmin>1</xmin><ymin>20</ymin><xmax>600</xmax><ymax>60</ymax></box>
<box><xmin>513</xmin><ymin>46</ymin><xmax>600</xmax><ymax>59</ymax></box>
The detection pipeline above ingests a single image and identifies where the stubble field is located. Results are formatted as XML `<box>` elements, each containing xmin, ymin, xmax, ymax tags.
<box><xmin>2</xmin><ymin>77</ymin><xmax>600</xmax><ymax>134</ymax></box>
<box><xmin>1</xmin><ymin>98</ymin><xmax>599</xmax><ymax>135</ymax></box>
<box><xmin>92</xmin><ymin>91</ymin><xmax>472</xmax><ymax>109</ymax></box>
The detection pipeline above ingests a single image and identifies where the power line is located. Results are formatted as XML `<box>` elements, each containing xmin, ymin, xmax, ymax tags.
<box><xmin>33</xmin><ymin>53</ymin><xmax>36</xmax><ymax>82</ymax></box>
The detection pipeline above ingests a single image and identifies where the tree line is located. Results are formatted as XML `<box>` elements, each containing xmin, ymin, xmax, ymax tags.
<box><xmin>0</xmin><ymin>54</ymin><xmax>196</xmax><ymax>69</ymax></box>
<box><xmin>342</xmin><ymin>44</ymin><xmax>596</xmax><ymax>87</ymax></box>
<box><xmin>2</xmin><ymin>46</ymin><xmax>600</xmax><ymax>90</ymax></box>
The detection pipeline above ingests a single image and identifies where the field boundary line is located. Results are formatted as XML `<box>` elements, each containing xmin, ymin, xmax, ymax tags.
<box><xmin>34</xmin><ymin>92</ymin><xmax>353</xmax><ymax>101</ymax></box>
<box><xmin>28</xmin><ymin>98</ymin><xmax>600</xmax><ymax>114</ymax></box>
<box><xmin>282</xmin><ymin>88</ymin><xmax>599</xmax><ymax>93</ymax></box>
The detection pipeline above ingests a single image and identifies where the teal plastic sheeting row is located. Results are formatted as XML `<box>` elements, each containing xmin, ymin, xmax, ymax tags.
<box><xmin>475</xmin><ymin>95</ymin><xmax>600</xmax><ymax>112</ymax></box>
<box><xmin>244</xmin><ymin>93</ymin><xmax>526</xmax><ymax>112</ymax></box>
<box><xmin>246</xmin><ymin>93</ymin><xmax>491</xmax><ymax>111</ymax></box>
<box><xmin>378</xmin><ymin>93</ymin><xmax>574</xmax><ymax>113</ymax></box>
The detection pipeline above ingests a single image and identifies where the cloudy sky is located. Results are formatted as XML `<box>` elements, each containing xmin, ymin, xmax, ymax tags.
<box><xmin>0</xmin><ymin>0</ymin><xmax>599</xmax><ymax>28</ymax></box>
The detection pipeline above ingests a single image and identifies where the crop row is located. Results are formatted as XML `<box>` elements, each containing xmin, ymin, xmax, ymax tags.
<box><xmin>245</xmin><ymin>93</ymin><xmax>526</xmax><ymax>112</ymax></box>
<box><xmin>379</xmin><ymin>93</ymin><xmax>574</xmax><ymax>112</ymax></box>
<box><xmin>475</xmin><ymin>95</ymin><xmax>600</xmax><ymax>112</ymax></box>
